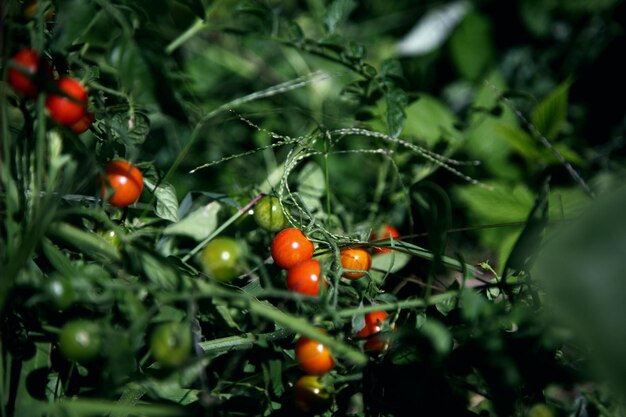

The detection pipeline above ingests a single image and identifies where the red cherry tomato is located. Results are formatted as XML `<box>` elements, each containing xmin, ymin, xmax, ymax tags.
<box><xmin>7</xmin><ymin>49</ymin><xmax>40</xmax><ymax>97</ymax></box>
<box><xmin>356</xmin><ymin>310</ymin><xmax>392</xmax><ymax>352</ymax></box>
<box><xmin>370</xmin><ymin>224</ymin><xmax>400</xmax><ymax>254</ymax></box>
<box><xmin>340</xmin><ymin>247</ymin><xmax>371</xmax><ymax>279</ymax></box>
<box><xmin>100</xmin><ymin>160</ymin><xmax>144</xmax><ymax>208</ymax></box>
<box><xmin>356</xmin><ymin>310</ymin><xmax>389</xmax><ymax>338</ymax></box>
<box><xmin>286</xmin><ymin>259</ymin><xmax>324</xmax><ymax>296</ymax></box>
<box><xmin>295</xmin><ymin>334</ymin><xmax>335</xmax><ymax>375</ymax></box>
<box><xmin>45</xmin><ymin>77</ymin><xmax>87</xmax><ymax>126</ymax></box>
<box><xmin>271</xmin><ymin>228</ymin><xmax>314</xmax><ymax>269</ymax></box>
<box><xmin>70</xmin><ymin>112</ymin><xmax>94</xmax><ymax>134</ymax></box>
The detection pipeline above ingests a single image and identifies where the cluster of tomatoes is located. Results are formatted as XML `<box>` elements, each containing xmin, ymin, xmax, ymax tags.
<box><xmin>8</xmin><ymin>48</ymin><xmax>94</xmax><ymax>133</ymax></box>
<box><xmin>252</xmin><ymin>201</ymin><xmax>400</xmax><ymax>413</ymax></box>
<box><xmin>8</xmin><ymin>49</ymin><xmax>146</xmax><ymax>208</ymax></box>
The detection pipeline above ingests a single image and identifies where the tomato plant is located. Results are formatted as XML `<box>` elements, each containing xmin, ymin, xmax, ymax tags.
<box><xmin>199</xmin><ymin>237</ymin><xmax>241</xmax><ymax>282</ymax></box>
<box><xmin>44</xmin><ymin>274</ymin><xmax>75</xmax><ymax>311</ymax></box>
<box><xmin>7</xmin><ymin>49</ymin><xmax>40</xmax><ymax>97</ymax></box>
<box><xmin>150</xmin><ymin>322</ymin><xmax>192</xmax><ymax>367</ymax></box>
<box><xmin>293</xmin><ymin>375</ymin><xmax>334</xmax><ymax>414</ymax></box>
<box><xmin>254</xmin><ymin>195</ymin><xmax>287</xmax><ymax>231</ymax></box>
<box><xmin>45</xmin><ymin>77</ymin><xmax>88</xmax><ymax>126</ymax></box>
<box><xmin>295</xmin><ymin>334</ymin><xmax>335</xmax><ymax>375</ymax></box>
<box><xmin>370</xmin><ymin>224</ymin><xmax>400</xmax><ymax>254</ymax></box>
<box><xmin>100</xmin><ymin>160</ymin><xmax>144</xmax><ymax>208</ymax></box>
<box><xmin>271</xmin><ymin>228</ymin><xmax>314</xmax><ymax>269</ymax></box>
<box><xmin>339</xmin><ymin>247</ymin><xmax>371</xmax><ymax>279</ymax></box>
<box><xmin>286</xmin><ymin>259</ymin><xmax>324</xmax><ymax>296</ymax></box>
<box><xmin>58</xmin><ymin>320</ymin><xmax>102</xmax><ymax>363</ymax></box>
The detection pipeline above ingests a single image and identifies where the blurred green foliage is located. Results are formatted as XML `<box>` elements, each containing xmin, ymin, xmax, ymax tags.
<box><xmin>2</xmin><ymin>0</ymin><xmax>626</xmax><ymax>416</ymax></box>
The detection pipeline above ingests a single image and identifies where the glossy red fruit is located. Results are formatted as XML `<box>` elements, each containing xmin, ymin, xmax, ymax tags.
<box><xmin>370</xmin><ymin>224</ymin><xmax>400</xmax><ymax>254</ymax></box>
<box><xmin>295</xmin><ymin>334</ymin><xmax>335</xmax><ymax>375</ymax></box>
<box><xmin>286</xmin><ymin>259</ymin><xmax>324</xmax><ymax>296</ymax></box>
<box><xmin>70</xmin><ymin>112</ymin><xmax>94</xmax><ymax>134</ymax></box>
<box><xmin>101</xmin><ymin>160</ymin><xmax>144</xmax><ymax>208</ymax></box>
<box><xmin>271</xmin><ymin>228</ymin><xmax>314</xmax><ymax>269</ymax></box>
<box><xmin>340</xmin><ymin>247</ymin><xmax>371</xmax><ymax>279</ymax></box>
<box><xmin>7</xmin><ymin>49</ymin><xmax>40</xmax><ymax>97</ymax></box>
<box><xmin>45</xmin><ymin>77</ymin><xmax>87</xmax><ymax>126</ymax></box>
<box><xmin>356</xmin><ymin>310</ymin><xmax>391</xmax><ymax>352</ymax></box>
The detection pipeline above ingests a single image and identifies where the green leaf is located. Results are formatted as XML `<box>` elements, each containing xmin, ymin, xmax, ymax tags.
<box><xmin>109</xmin><ymin>38</ymin><xmax>156</xmax><ymax>105</ymax></box>
<box><xmin>41</xmin><ymin>239</ymin><xmax>80</xmax><ymax>277</ymax></box>
<box><xmin>109</xmin><ymin>108</ymin><xmax>151</xmax><ymax>146</ymax></box>
<box><xmin>449</xmin><ymin>12</ymin><xmax>495</xmax><ymax>80</ymax></box>
<box><xmin>47</xmin><ymin>222</ymin><xmax>121</xmax><ymax>262</ymax></box>
<box><xmin>385</xmin><ymin>87</ymin><xmax>408</xmax><ymax>137</ymax></box>
<box><xmin>420</xmin><ymin>319</ymin><xmax>452</xmax><ymax>356</ymax></box>
<box><xmin>323</xmin><ymin>0</ymin><xmax>357</xmax><ymax>34</ymax></box>
<box><xmin>51</xmin><ymin>0</ymin><xmax>99</xmax><ymax>51</ymax></box>
<box><xmin>504</xmin><ymin>179</ymin><xmax>549</xmax><ymax>275</ymax></box>
<box><xmin>144</xmin><ymin>178</ymin><xmax>179</xmax><ymax>222</ymax></box>
<box><xmin>141</xmin><ymin>253</ymin><xmax>179</xmax><ymax>289</ymax></box>
<box><xmin>297</xmin><ymin>162</ymin><xmax>325</xmax><ymax>212</ymax></box>
<box><xmin>536</xmin><ymin>186</ymin><xmax>626</xmax><ymax>391</ymax></box>
<box><xmin>164</xmin><ymin>202</ymin><xmax>220</xmax><ymax>241</ymax></box>
<box><xmin>370</xmin><ymin>251</ymin><xmax>411</xmax><ymax>284</ymax></box>
<box><xmin>455</xmin><ymin>182</ymin><xmax>535</xmax><ymax>223</ymax></box>
<box><xmin>402</xmin><ymin>95</ymin><xmax>462</xmax><ymax>146</ymax></box>
<box><xmin>530</xmin><ymin>80</ymin><xmax>572</xmax><ymax>140</ymax></box>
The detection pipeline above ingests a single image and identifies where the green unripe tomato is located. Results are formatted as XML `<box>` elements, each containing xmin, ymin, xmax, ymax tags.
<box><xmin>150</xmin><ymin>322</ymin><xmax>192</xmax><ymax>367</ymax></box>
<box><xmin>45</xmin><ymin>274</ymin><xmax>75</xmax><ymax>311</ymax></box>
<box><xmin>99</xmin><ymin>229</ymin><xmax>122</xmax><ymax>248</ymax></box>
<box><xmin>293</xmin><ymin>375</ymin><xmax>334</xmax><ymax>414</ymax></box>
<box><xmin>58</xmin><ymin>320</ymin><xmax>102</xmax><ymax>363</ymax></box>
<box><xmin>199</xmin><ymin>237</ymin><xmax>241</xmax><ymax>282</ymax></box>
<box><xmin>253</xmin><ymin>196</ymin><xmax>287</xmax><ymax>232</ymax></box>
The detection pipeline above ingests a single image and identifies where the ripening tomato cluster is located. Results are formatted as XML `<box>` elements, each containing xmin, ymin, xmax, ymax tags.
<box><xmin>7</xmin><ymin>48</ymin><xmax>95</xmax><ymax>133</ymax></box>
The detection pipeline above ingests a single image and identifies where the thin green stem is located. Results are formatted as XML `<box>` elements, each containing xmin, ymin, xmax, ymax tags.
<box><xmin>335</xmin><ymin>291</ymin><xmax>458</xmax><ymax>318</ymax></box>
<box><xmin>166</xmin><ymin>18</ymin><xmax>207</xmax><ymax>54</ymax></box>
<box><xmin>323</xmin><ymin>136</ymin><xmax>332</xmax><ymax>229</ymax></box>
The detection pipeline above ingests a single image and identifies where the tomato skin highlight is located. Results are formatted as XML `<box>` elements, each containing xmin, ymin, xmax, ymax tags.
<box><xmin>45</xmin><ymin>274</ymin><xmax>75</xmax><ymax>311</ymax></box>
<box><xmin>370</xmin><ymin>224</ymin><xmax>401</xmax><ymax>254</ymax></box>
<box><xmin>200</xmin><ymin>237</ymin><xmax>241</xmax><ymax>282</ymax></box>
<box><xmin>7</xmin><ymin>49</ymin><xmax>40</xmax><ymax>97</ymax></box>
<box><xmin>150</xmin><ymin>322</ymin><xmax>192</xmax><ymax>367</ymax></box>
<box><xmin>254</xmin><ymin>195</ymin><xmax>287</xmax><ymax>232</ymax></box>
<box><xmin>45</xmin><ymin>77</ymin><xmax>88</xmax><ymax>126</ymax></box>
<box><xmin>101</xmin><ymin>160</ymin><xmax>144</xmax><ymax>208</ymax></box>
<box><xmin>295</xmin><ymin>335</ymin><xmax>335</xmax><ymax>375</ymax></box>
<box><xmin>293</xmin><ymin>375</ymin><xmax>333</xmax><ymax>414</ymax></box>
<box><xmin>271</xmin><ymin>228</ymin><xmax>314</xmax><ymax>269</ymax></box>
<box><xmin>58</xmin><ymin>320</ymin><xmax>102</xmax><ymax>363</ymax></box>
<box><xmin>340</xmin><ymin>247</ymin><xmax>371</xmax><ymax>279</ymax></box>
<box><xmin>286</xmin><ymin>259</ymin><xmax>323</xmax><ymax>296</ymax></box>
